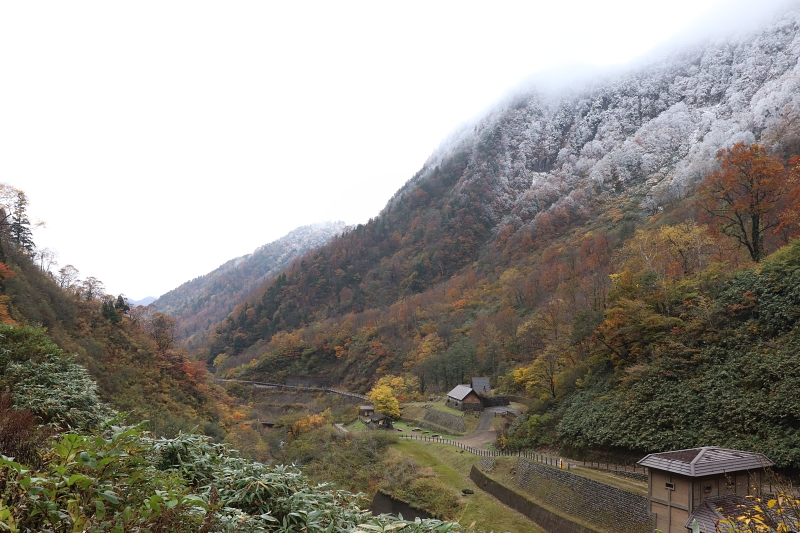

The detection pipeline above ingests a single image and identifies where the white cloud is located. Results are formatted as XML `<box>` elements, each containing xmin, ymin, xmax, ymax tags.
<box><xmin>1</xmin><ymin>0</ymin><xmax>776</xmax><ymax>298</ymax></box>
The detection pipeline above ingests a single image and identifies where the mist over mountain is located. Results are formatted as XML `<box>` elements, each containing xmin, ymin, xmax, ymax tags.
<box><xmin>407</xmin><ymin>4</ymin><xmax>800</xmax><ymax>233</ymax></box>
<box><xmin>153</xmin><ymin>221</ymin><xmax>347</xmax><ymax>347</ymax></box>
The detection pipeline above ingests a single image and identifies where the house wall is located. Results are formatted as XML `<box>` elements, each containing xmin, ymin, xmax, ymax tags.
<box><xmin>446</xmin><ymin>394</ymin><xmax>483</xmax><ymax>411</ymax></box>
<box><xmin>649</xmin><ymin>469</ymin><xmax>764</xmax><ymax>533</ymax></box>
<box><xmin>648</xmin><ymin>470</ymin><xmax>691</xmax><ymax>533</ymax></box>
<box><xmin>463</xmin><ymin>393</ymin><xmax>481</xmax><ymax>403</ymax></box>
<box><xmin>691</xmin><ymin>471</ymin><xmax>761</xmax><ymax>509</ymax></box>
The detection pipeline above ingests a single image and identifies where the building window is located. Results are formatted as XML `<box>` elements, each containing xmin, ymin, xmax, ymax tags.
<box><xmin>665</xmin><ymin>483</ymin><xmax>675</xmax><ymax>490</ymax></box>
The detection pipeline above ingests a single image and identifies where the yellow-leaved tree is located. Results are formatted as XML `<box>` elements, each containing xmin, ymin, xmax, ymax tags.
<box><xmin>367</xmin><ymin>384</ymin><xmax>401</xmax><ymax>419</ymax></box>
<box><xmin>288</xmin><ymin>409</ymin><xmax>333</xmax><ymax>438</ymax></box>
<box><xmin>371</xmin><ymin>374</ymin><xmax>421</xmax><ymax>402</ymax></box>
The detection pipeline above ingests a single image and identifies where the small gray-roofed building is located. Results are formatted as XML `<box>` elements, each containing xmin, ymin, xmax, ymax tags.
<box><xmin>638</xmin><ymin>447</ymin><xmax>773</xmax><ymax>477</ymax></box>
<box><xmin>368</xmin><ymin>412</ymin><xmax>393</xmax><ymax>429</ymax></box>
<box><xmin>446</xmin><ymin>384</ymin><xmax>482</xmax><ymax>411</ymax></box>
<box><xmin>447</xmin><ymin>384</ymin><xmax>474</xmax><ymax>401</ymax></box>
<box><xmin>359</xmin><ymin>405</ymin><xmax>375</xmax><ymax>417</ymax></box>
<box><xmin>637</xmin><ymin>447</ymin><xmax>773</xmax><ymax>533</ymax></box>
<box><xmin>471</xmin><ymin>377</ymin><xmax>491</xmax><ymax>394</ymax></box>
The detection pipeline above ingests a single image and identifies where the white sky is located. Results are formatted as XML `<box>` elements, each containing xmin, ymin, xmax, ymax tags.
<box><xmin>0</xmin><ymin>0</ymin><xmax>783</xmax><ymax>300</ymax></box>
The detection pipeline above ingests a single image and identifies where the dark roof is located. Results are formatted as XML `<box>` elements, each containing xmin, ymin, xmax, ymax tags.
<box><xmin>369</xmin><ymin>413</ymin><xmax>388</xmax><ymax>422</ymax></box>
<box><xmin>471</xmin><ymin>377</ymin><xmax>491</xmax><ymax>392</ymax></box>
<box><xmin>360</xmin><ymin>405</ymin><xmax>375</xmax><ymax>411</ymax></box>
<box><xmin>447</xmin><ymin>384</ymin><xmax>475</xmax><ymax>401</ymax></box>
<box><xmin>638</xmin><ymin>447</ymin><xmax>773</xmax><ymax>477</ymax></box>
<box><xmin>686</xmin><ymin>495</ymin><xmax>760</xmax><ymax>533</ymax></box>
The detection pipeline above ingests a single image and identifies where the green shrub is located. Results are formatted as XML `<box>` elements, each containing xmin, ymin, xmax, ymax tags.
<box><xmin>393</xmin><ymin>477</ymin><xmax>463</xmax><ymax>520</ymax></box>
<box><xmin>0</xmin><ymin>424</ymin><xmax>469</xmax><ymax>533</ymax></box>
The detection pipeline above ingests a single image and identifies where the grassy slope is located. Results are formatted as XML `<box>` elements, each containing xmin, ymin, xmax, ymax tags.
<box><xmin>393</xmin><ymin>440</ymin><xmax>543</xmax><ymax>533</ymax></box>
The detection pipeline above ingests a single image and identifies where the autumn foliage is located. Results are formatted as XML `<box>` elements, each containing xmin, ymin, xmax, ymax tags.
<box><xmin>698</xmin><ymin>143</ymin><xmax>799</xmax><ymax>261</ymax></box>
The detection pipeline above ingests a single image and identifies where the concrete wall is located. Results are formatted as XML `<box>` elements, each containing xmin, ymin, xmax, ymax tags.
<box><xmin>516</xmin><ymin>459</ymin><xmax>652</xmax><ymax>533</ymax></box>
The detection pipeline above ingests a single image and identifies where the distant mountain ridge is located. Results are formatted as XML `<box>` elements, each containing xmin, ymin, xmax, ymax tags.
<box><xmin>153</xmin><ymin>221</ymin><xmax>347</xmax><ymax>346</ymax></box>
<box><xmin>130</xmin><ymin>296</ymin><xmax>156</xmax><ymax>307</ymax></box>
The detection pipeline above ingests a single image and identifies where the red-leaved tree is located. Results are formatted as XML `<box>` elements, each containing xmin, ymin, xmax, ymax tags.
<box><xmin>698</xmin><ymin>143</ymin><xmax>790</xmax><ymax>262</ymax></box>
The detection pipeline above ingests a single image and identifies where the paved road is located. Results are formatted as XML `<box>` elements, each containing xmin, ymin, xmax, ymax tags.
<box><xmin>459</xmin><ymin>411</ymin><xmax>498</xmax><ymax>447</ymax></box>
<box><xmin>458</xmin><ymin>408</ymin><xmax>519</xmax><ymax>447</ymax></box>
<box><xmin>475</xmin><ymin>410</ymin><xmax>493</xmax><ymax>431</ymax></box>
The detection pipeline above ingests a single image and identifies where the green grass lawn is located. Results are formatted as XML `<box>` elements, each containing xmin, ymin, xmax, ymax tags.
<box><xmin>393</xmin><ymin>440</ymin><xmax>543</xmax><ymax>533</ymax></box>
<box><xmin>344</xmin><ymin>419</ymin><xmax>368</xmax><ymax>431</ymax></box>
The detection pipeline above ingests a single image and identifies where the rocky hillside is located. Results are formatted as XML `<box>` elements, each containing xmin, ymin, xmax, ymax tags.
<box><xmin>153</xmin><ymin>221</ymin><xmax>346</xmax><ymax>348</ymax></box>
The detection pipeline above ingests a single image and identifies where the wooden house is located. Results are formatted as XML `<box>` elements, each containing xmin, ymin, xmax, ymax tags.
<box><xmin>471</xmin><ymin>377</ymin><xmax>491</xmax><ymax>394</ymax></box>
<box><xmin>446</xmin><ymin>384</ymin><xmax>483</xmax><ymax>411</ymax></box>
<box><xmin>367</xmin><ymin>413</ymin><xmax>393</xmax><ymax>429</ymax></box>
<box><xmin>359</xmin><ymin>405</ymin><xmax>375</xmax><ymax>417</ymax></box>
<box><xmin>638</xmin><ymin>447</ymin><xmax>773</xmax><ymax>533</ymax></box>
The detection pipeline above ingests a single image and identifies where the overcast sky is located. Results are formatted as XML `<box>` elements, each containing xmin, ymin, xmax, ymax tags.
<box><xmin>0</xmin><ymin>0</ymin><xmax>788</xmax><ymax>300</ymax></box>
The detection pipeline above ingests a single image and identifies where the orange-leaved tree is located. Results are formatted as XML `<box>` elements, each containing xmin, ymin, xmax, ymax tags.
<box><xmin>698</xmin><ymin>143</ymin><xmax>789</xmax><ymax>262</ymax></box>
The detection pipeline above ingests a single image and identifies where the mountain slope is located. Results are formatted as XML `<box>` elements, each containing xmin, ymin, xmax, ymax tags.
<box><xmin>153</xmin><ymin>221</ymin><xmax>346</xmax><ymax>348</ymax></box>
<box><xmin>0</xmin><ymin>244</ymin><xmax>228</xmax><ymax>438</ymax></box>
<box><xmin>187</xmin><ymin>6</ymin><xmax>800</xmax><ymax>466</ymax></box>
<box><xmin>208</xmin><ymin>5</ymin><xmax>800</xmax><ymax>365</ymax></box>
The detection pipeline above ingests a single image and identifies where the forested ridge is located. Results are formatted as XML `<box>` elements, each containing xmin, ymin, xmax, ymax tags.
<box><xmin>201</xmin><ymin>5</ymin><xmax>800</xmax><ymax>465</ymax></box>
<box><xmin>0</xmin><ymin>191</ymin><xmax>239</xmax><ymax>442</ymax></box>
<box><xmin>152</xmin><ymin>221</ymin><xmax>346</xmax><ymax>350</ymax></box>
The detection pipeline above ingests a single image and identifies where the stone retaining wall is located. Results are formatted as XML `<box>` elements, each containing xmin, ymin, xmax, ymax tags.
<box><xmin>423</xmin><ymin>409</ymin><xmax>467</xmax><ymax>433</ymax></box>
<box><xmin>470</xmin><ymin>466</ymin><xmax>598</xmax><ymax>533</ymax></box>
<box><xmin>401</xmin><ymin>419</ymin><xmax>464</xmax><ymax>435</ymax></box>
<box><xmin>516</xmin><ymin>459</ymin><xmax>651</xmax><ymax>533</ymax></box>
<box><xmin>480</xmin><ymin>395</ymin><xmax>511</xmax><ymax>407</ymax></box>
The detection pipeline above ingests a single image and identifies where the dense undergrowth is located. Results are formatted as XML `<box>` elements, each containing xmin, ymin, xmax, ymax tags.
<box><xmin>277</xmin><ymin>426</ymin><xmax>464</xmax><ymax>520</ymax></box>
<box><xmin>0</xmin><ymin>276</ymin><xmax>468</xmax><ymax>531</ymax></box>
<box><xmin>0</xmin><ymin>423</ymin><xmax>468</xmax><ymax>533</ymax></box>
